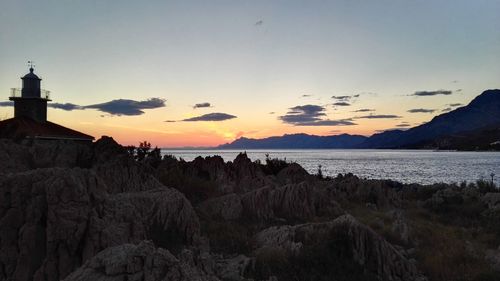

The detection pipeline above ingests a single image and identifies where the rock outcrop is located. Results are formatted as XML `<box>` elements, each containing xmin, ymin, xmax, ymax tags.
<box><xmin>328</xmin><ymin>175</ymin><xmax>403</xmax><ymax>209</ymax></box>
<box><xmin>3</xmin><ymin>135</ymin><xmax>499</xmax><ymax>281</ymax></box>
<box><xmin>482</xmin><ymin>192</ymin><xmax>500</xmax><ymax>210</ymax></box>
<box><xmin>254</xmin><ymin>215</ymin><xmax>427</xmax><ymax>281</ymax></box>
<box><xmin>198</xmin><ymin>182</ymin><xmax>343</xmax><ymax>222</ymax></box>
<box><xmin>64</xmin><ymin>241</ymin><xmax>219</xmax><ymax>281</ymax></box>
<box><xmin>0</xmin><ymin>158</ymin><xmax>200</xmax><ymax>280</ymax></box>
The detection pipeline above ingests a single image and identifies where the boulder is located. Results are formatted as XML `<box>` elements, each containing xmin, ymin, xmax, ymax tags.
<box><xmin>0</xmin><ymin>167</ymin><xmax>201</xmax><ymax>281</ymax></box>
<box><xmin>253</xmin><ymin>215</ymin><xmax>427</xmax><ymax>281</ymax></box>
<box><xmin>64</xmin><ymin>241</ymin><xmax>220</xmax><ymax>281</ymax></box>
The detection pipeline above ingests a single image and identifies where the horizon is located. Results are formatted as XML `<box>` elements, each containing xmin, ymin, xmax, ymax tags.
<box><xmin>1</xmin><ymin>1</ymin><xmax>499</xmax><ymax>147</ymax></box>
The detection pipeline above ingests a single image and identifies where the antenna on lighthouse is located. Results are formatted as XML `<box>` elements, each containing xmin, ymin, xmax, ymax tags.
<box><xmin>28</xmin><ymin>60</ymin><xmax>35</xmax><ymax>71</ymax></box>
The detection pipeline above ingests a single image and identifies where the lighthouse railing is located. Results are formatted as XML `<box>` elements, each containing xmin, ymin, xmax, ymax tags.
<box><xmin>41</xmin><ymin>89</ymin><xmax>51</xmax><ymax>100</ymax></box>
<box><xmin>10</xmin><ymin>88</ymin><xmax>21</xmax><ymax>98</ymax></box>
<box><xmin>10</xmin><ymin>88</ymin><xmax>51</xmax><ymax>99</ymax></box>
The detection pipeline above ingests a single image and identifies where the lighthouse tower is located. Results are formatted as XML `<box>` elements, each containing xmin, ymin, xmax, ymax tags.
<box><xmin>9</xmin><ymin>63</ymin><xmax>51</xmax><ymax>123</ymax></box>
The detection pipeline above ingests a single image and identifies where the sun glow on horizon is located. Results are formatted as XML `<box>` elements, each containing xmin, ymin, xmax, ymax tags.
<box><xmin>1</xmin><ymin>1</ymin><xmax>499</xmax><ymax>147</ymax></box>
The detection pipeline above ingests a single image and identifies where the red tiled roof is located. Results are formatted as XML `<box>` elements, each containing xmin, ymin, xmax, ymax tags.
<box><xmin>0</xmin><ymin>117</ymin><xmax>94</xmax><ymax>141</ymax></box>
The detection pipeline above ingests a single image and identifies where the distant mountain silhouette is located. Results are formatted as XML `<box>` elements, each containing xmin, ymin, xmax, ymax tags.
<box><xmin>217</xmin><ymin>133</ymin><xmax>367</xmax><ymax>149</ymax></box>
<box><xmin>360</xmin><ymin>89</ymin><xmax>500</xmax><ymax>148</ymax></box>
<box><xmin>217</xmin><ymin>89</ymin><xmax>500</xmax><ymax>149</ymax></box>
<box><xmin>407</xmin><ymin>122</ymin><xmax>500</xmax><ymax>151</ymax></box>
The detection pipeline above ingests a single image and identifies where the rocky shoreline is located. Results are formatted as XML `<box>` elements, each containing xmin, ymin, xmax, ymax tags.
<box><xmin>1</xmin><ymin>137</ymin><xmax>499</xmax><ymax>281</ymax></box>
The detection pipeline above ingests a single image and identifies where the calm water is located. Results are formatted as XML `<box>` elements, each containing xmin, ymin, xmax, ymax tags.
<box><xmin>161</xmin><ymin>149</ymin><xmax>500</xmax><ymax>185</ymax></box>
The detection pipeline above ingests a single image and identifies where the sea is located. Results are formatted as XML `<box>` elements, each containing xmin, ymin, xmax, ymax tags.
<box><xmin>161</xmin><ymin>149</ymin><xmax>500</xmax><ymax>186</ymax></box>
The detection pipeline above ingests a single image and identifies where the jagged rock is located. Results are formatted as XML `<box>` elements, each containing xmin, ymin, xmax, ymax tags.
<box><xmin>157</xmin><ymin>153</ymin><xmax>274</xmax><ymax>197</ymax></box>
<box><xmin>253</xmin><ymin>215</ymin><xmax>427</xmax><ymax>281</ymax></box>
<box><xmin>329</xmin><ymin>175</ymin><xmax>403</xmax><ymax>209</ymax></box>
<box><xmin>0</xmin><ymin>167</ymin><xmax>201</xmax><ymax>281</ymax></box>
<box><xmin>215</xmin><ymin>255</ymin><xmax>254</xmax><ymax>281</ymax></box>
<box><xmin>482</xmin><ymin>193</ymin><xmax>500</xmax><ymax>210</ymax></box>
<box><xmin>230</xmin><ymin>153</ymin><xmax>273</xmax><ymax>193</ymax></box>
<box><xmin>0</xmin><ymin>168</ymin><xmax>107</xmax><ymax>280</ymax></box>
<box><xmin>90</xmin><ymin>137</ymin><xmax>162</xmax><ymax>194</ymax></box>
<box><xmin>64</xmin><ymin>241</ymin><xmax>220</xmax><ymax>281</ymax></box>
<box><xmin>0</xmin><ymin>139</ymin><xmax>92</xmax><ymax>174</ymax></box>
<box><xmin>83</xmin><ymin>188</ymin><xmax>201</xmax><ymax>260</ymax></box>
<box><xmin>387</xmin><ymin>209</ymin><xmax>411</xmax><ymax>244</ymax></box>
<box><xmin>0</xmin><ymin>139</ymin><xmax>32</xmax><ymax>173</ymax></box>
<box><xmin>240</xmin><ymin>182</ymin><xmax>343</xmax><ymax>222</ymax></box>
<box><xmin>199</xmin><ymin>181</ymin><xmax>343</xmax><ymax>222</ymax></box>
<box><xmin>29</xmin><ymin>140</ymin><xmax>93</xmax><ymax>169</ymax></box>
<box><xmin>198</xmin><ymin>193</ymin><xmax>243</xmax><ymax>221</ymax></box>
<box><xmin>92</xmin><ymin>156</ymin><xmax>162</xmax><ymax>194</ymax></box>
<box><xmin>91</xmin><ymin>136</ymin><xmax>127</xmax><ymax>163</ymax></box>
<box><xmin>276</xmin><ymin>163</ymin><xmax>312</xmax><ymax>185</ymax></box>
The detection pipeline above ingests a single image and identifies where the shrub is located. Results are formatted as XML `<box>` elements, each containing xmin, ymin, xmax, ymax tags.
<box><xmin>261</xmin><ymin>154</ymin><xmax>290</xmax><ymax>175</ymax></box>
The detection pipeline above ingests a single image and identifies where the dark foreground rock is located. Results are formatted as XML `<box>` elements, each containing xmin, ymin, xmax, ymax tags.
<box><xmin>0</xmin><ymin>137</ymin><xmax>499</xmax><ymax>281</ymax></box>
<box><xmin>253</xmin><ymin>215</ymin><xmax>426</xmax><ymax>281</ymax></box>
<box><xmin>64</xmin><ymin>241</ymin><xmax>219</xmax><ymax>281</ymax></box>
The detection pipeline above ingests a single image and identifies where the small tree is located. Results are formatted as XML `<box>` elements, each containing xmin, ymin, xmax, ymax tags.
<box><xmin>136</xmin><ymin>141</ymin><xmax>151</xmax><ymax>161</ymax></box>
<box><xmin>317</xmin><ymin>164</ymin><xmax>323</xmax><ymax>179</ymax></box>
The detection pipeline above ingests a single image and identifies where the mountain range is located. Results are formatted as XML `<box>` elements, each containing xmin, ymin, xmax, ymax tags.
<box><xmin>218</xmin><ymin>89</ymin><xmax>500</xmax><ymax>150</ymax></box>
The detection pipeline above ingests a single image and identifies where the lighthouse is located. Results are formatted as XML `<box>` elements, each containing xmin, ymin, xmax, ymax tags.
<box><xmin>9</xmin><ymin>63</ymin><xmax>51</xmax><ymax>123</ymax></box>
<box><xmin>0</xmin><ymin>63</ymin><xmax>94</xmax><ymax>142</ymax></box>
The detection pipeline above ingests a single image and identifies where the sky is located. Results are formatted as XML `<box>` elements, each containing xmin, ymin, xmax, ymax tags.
<box><xmin>1</xmin><ymin>0</ymin><xmax>499</xmax><ymax>147</ymax></box>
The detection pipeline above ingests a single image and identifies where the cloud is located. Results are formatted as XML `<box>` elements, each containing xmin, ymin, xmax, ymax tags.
<box><xmin>331</xmin><ymin>95</ymin><xmax>351</xmax><ymax>100</ymax></box>
<box><xmin>84</xmin><ymin>98</ymin><xmax>166</xmax><ymax>116</ymax></box>
<box><xmin>333</xmin><ymin>102</ymin><xmax>351</xmax><ymax>106</ymax></box>
<box><xmin>164</xmin><ymin>120</ymin><xmax>177</xmax><ymax>122</ymax></box>
<box><xmin>255</xmin><ymin>20</ymin><xmax>263</xmax><ymax>26</ymax></box>
<box><xmin>0</xmin><ymin>101</ymin><xmax>13</xmax><ymax>107</ymax></box>
<box><xmin>182</xmin><ymin>112</ymin><xmax>236</xmax><ymax>122</ymax></box>
<box><xmin>352</xmin><ymin>108</ymin><xmax>375</xmax><ymax>112</ymax></box>
<box><xmin>441</xmin><ymin>107</ymin><xmax>452</xmax><ymax>112</ymax></box>
<box><xmin>278</xmin><ymin>104</ymin><xmax>356</xmax><ymax>126</ymax></box>
<box><xmin>279</xmin><ymin>105</ymin><xmax>326</xmax><ymax>124</ymax></box>
<box><xmin>2</xmin><ymin>98</ymin><xmax>165</xmax><ymax>117</ymax></box>
<box><xmin>269</xmin><ymin>112</ymin><xmax>275</xmax><ymax>114</ymax></box>
<box><xmin>407</xmin><ymin>108</ymin><xmax>435</xmax><ymax>113</ymax></box>
<box><xmin>48</xmin><ymin>103</ymin><xmax>82</xmax><ymax>111</ymax></box>
<box><xmin>411</xmin><ymin>90</ymin><xmax>453</xmax><ymax>96</ymax></box>
<box><xmin>297</xmin><ymin>119</ymin><xmax>357</xmax><ymax>126</ymax></box>
<box><xmin>448</xmin><ymin>103</ymin><xmax>462</xmax><ymax>107</ymax></box>
<box><xmin>193</xmin><ymin>102</ymin><xmax>211</xmax><ymax>109</ymax></box>
<box><xmin>301</xmin><ymin>94</ymin><xmax>312</xmax><ymax>97</ymax></box>
<box><xmin>396</xmin><ymin>123</ymin><xmax>411</xmax><ymax>127</ymax></box>
<box><xmin>356</xmin><ymin>114</ymin><xmax>401</xmax><ymax>119</ymax></box>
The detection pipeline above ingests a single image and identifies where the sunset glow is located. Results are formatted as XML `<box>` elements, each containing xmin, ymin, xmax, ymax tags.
<box><xmin>1</xmin><ymin>1</ymin><xmax>499</xmax><ymax>147</ymax></box>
